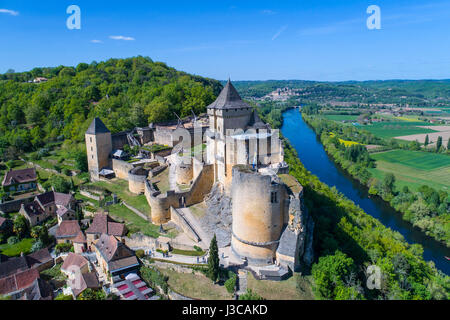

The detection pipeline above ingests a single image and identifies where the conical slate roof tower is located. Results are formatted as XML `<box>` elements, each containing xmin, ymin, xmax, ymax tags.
<box><xmin>207</xmin><ymin>79</ymin><xmax>251</xmax><ymax>110</ymax></box>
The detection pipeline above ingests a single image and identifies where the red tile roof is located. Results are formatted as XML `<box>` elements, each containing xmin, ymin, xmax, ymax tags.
<box><xmin>26</xmin><ymin>248</ymin><xmax>52</xmax><ymax>269</ymax></box>
<box><xmin>56</xmin><ymin>220</ymin><xmax>82</xmax><ymax>238</ymax></box>
<box><xmin>61</xmin><ymin>253</ymin><xmax>88</xmax><ymax>272</ymax></box>
<box><xmin>72</xmin><ymin>231</ymin><xmax>87</xmax><ymax>244</ymax></box>
<box><xmin>86</xmin><ymin>213</ymin><xmax>126</xmax><ymax>237</ymax></box>
<box><xmin>2</xmin><ymin>168</ymin><xmax>37</xmax><ymax>187</ymax></box>
<box><xmin>0</xmin><ymin>268</ymin><xmax>39</xmax><ymax>295</ymax></box>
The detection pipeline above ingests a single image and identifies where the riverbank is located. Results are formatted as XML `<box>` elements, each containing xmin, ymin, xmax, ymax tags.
<box><xmin>301</xmin><ymin>113</ymin><xmax>450</xmax><ymax>248</ymax></box>
<box><xmin>279</xmin><ymin>108</ymin><xmax>449</xmax><ymax>283</ymax></box>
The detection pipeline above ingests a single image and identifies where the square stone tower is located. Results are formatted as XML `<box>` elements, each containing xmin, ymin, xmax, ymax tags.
<box><xmin>206</xmin><ymin>79</ymin><xmax>253</xmax><ymax>188</ymax></box>
<box><xmin>85</xmin><ymin>118</ymin><xmax>112</xmax><ymax>181</ymax></box>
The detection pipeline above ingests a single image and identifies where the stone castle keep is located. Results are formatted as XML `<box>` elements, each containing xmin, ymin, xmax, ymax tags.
<box><xmin>85</xmin><ymin>80</ymin><xmax>313</xmax><ymax>276</ymax></box>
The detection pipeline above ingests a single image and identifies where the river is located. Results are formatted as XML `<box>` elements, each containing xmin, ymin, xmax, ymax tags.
<box><xmin>281</xmin><ymin>108</ymin><xmax>450</xmax><ymax>275</ymax></box>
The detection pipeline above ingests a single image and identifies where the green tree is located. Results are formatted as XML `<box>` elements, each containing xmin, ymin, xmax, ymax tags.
<box><xmin>382</xmin><ymin>173</ymin><xmax>396</xmax><ymax>196</ymax></box>
<box><xmin>424</xmin><ymin>134</ymin><xmax>429</xmax><ymax>146</ymax></box>
<box><xmin>436</xmin><ymin>136</ymin><xmax>442</xmax><ymax>152</ymax></box>
<box><xmin>311</xmin><ymin>251</ymin><xmax>361</xmax><ymax>300</ymax></box>
<box><xmin>47</xmin><ymin>175</ymin><xmax>72</xmax><ymax>193</ymax></box>
<box><xmin>13</xmin><ymin>215</ymin><xmax>30</xmax><ymax>239</ymax></box>
<box><xmin>207</xmin><ymin>234</ymin><xmax>220</xmax><ymax>283</ymax></box>
<box><xmin>74</xmin><ymin>151</ymin><xmax>88</xmax><ymax>172</ymax></box>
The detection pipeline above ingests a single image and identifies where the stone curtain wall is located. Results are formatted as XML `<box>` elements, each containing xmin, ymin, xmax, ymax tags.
<box><xmin>145</xmin><ymin>164</ymin><xmax>214</xmax><ymax>225</ymax></box>
<box><xmin>112</xmin><ymin>159</ymin><xmax>135</xmax><ymax>180</ymax></box>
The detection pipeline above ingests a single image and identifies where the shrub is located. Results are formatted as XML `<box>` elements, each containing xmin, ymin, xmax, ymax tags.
<box><xmin>31</xmin><ymin>240</ymin><xmax>44</xmax><ymax>252</ymax></box>
<box><xmin>55</xmin><ymin>243</ymin><xmax>73</xmax><ymax>254</ymax></box>
<box><xmin>135</xmin><ymin>249</ymin><xmax>145</xmax><ymax>258</ymax></box>
<box><xmin>7</xmin><ymin>236</ymin><xmax>20</xmax><ymax>245</ymax></box>
<box><xmin>238</xmin><ymin>289</ymin><xmax>264</xmax><ymax>300</ymax></box>
<box><xmin>55</xmin><ymin>294</ymin><xmax>73</xmax><ymax>300</ymax></box>
<box><xmin>225</xmin><ymin>274</ymin><xmax>237</xmax><ymax>294</ymax></box>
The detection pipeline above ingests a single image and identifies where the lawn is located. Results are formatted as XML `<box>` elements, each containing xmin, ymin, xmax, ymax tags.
<box><xmin>157</xmin><ymin>267</ymin><xmax>233</xmax><ymax>300</ymax></box>
<box><xmin>361</xmin><ymin>121</ymin><xmax>439</xmax><ymax>139</ymax></box>
<box><xmin>107</xmin><ymin>203</ymin><xmax>162</xmax><ymax>238</ymax></box>
<box><xmin>0</xmin><ymin>238</ymin><xmax>35</xmax><ymax>257</ymax></box>
<box><xmin>369</xmin><ymin>150</ymin><xmax>450</xmax><ymax>192</ymax></box>
<box><xmin>150</xmin><ymin>168</ymin><xmax>170</xmax><ymax>194</ymax></box>
<box><xmin>90</xmin><ymin>179</ymin><xmax>151</xmax><ymax>214</ymax></box>
<box><xmin>246</xmin><ymin>272</ymin><xmax>315</xmax><ymax>300</ymax></box>
<box><xmin>172</xmin><ymin>248</ymin><xmax>205</xmax><ymax>256</ymax></box>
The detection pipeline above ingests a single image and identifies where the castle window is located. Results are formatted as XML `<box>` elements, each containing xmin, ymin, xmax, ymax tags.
<box><xmin>91</xmin><ymin>147</ymin><xmax>93</xmax><ymax>152</ymax></box>
<box><xmin>271</xmin><ymin>192</ymin><xmax>278</xmax><ymax>204</ymax></box>
<box><xmin>90</xmin><ymin>137</ymin><xmax>92</xmax><ymax>143</ymax></box>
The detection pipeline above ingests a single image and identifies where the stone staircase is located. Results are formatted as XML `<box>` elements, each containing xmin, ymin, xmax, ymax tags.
<box><xmin>236</xmin><ymin>270</ymin><xmax>248</xmax><ymax>296</ymax></box>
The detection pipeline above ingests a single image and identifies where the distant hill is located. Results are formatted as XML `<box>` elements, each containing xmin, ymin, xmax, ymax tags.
<box><xmin>230</xmin><ymin>80</ymin><xmax>450</xmax><ymax>105</ymax></box>
<box><xmin>0</xmin><ymin>56</ymin><xmax>222</xmax><ymax>158</ymax></box>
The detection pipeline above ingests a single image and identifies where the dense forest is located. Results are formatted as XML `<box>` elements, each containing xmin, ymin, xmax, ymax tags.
<box><xmin>0</xmin><ymin>56</ymin><xmax>222</xmax><ymax>161</ymax></box>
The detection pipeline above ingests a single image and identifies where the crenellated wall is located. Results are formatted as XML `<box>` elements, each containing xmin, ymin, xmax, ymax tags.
<box><xmin>145</xmin><ymin>163</ymin><xmax>214</xmax><ymax>225</ymax></box>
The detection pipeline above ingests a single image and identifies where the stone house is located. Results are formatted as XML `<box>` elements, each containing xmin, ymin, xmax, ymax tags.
<box><xmin>61</xmin><ymin>252</ymin><xmax>100</xmax><ymax>298</ymax></box>
<box><xmin>19</xmin><ymin>191</ymin><xmax>75</xmax><ymax>227</ymax></box>
<box><xmin>94</xmin><ymin>234</ymin><xmax>139</xmax><ymax>283</ymax></box>
<box><xmin>55</xmin><ymin>221</ymin><xmax>87</xmax><ymax>254</ymax></box>
<box><xmin>1</xmin><ymin>168</ymin><xmax>37</xmax><ymax>194</ymax></box>
<box><xmin>85</xmin><ymin>213</ymin><xmax>127</xmax><ymax>250</ymax></box>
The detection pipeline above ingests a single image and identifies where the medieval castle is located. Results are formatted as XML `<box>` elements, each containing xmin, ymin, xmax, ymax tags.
<box><xmin>85</xmin><ymin>80</ymin><xmax>313</xmax><ymax>279</ymax></box>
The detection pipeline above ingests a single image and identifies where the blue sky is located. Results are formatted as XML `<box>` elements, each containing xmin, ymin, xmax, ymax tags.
<box><xmin>1</xmin><ymin>0</ymin><xmax>450</xmax><ymax>81</ymax></box>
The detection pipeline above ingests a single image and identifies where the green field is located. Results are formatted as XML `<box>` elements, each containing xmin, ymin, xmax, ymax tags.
<box><xmin>369</xmin><ymin>150</ymin><xmax>450</xmax><ymax>192</ymax></box>
<box><xmin>322</xmin><ymin>114</ymin><xmax>359</xmax><ymax>122</ymax></box>
<box><xmin>361</xmin><ymin>121</ymin><xmax>439</xmax><ymax>139</ymax></box>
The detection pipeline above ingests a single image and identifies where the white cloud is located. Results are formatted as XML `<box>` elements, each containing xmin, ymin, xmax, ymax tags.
<box><xmin>0</xmin><ymin>9</ymin><xmax>19</xmax><ymax>16</ymax></box>
<box><xmin>109</xmin><ymin>35</ymin><xmax>135</xmax><ymax>41</ymax></box>
<box><xmin>90</xmin><ymin>40</ymin><xmax>103</xmax><ymax>44</ymax></box>
<box><xmin>272</xmin><ymin>25</ymin><xmax>287</xmax><ymax>40</ymax></box>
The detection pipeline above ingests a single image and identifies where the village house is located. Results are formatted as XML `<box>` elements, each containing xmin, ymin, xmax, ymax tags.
<box><xmin>0</xmin><ymin>248</ymin><xmax>53</xmax><ymax>280</ymax></box>
<box><xmin>85</xmin><ymin>213</ymin><xmax>127</xmax><ymax>249</ymax></box>
<box><xmin>61</xmin><ymin>252</ymin><xmax>100</xmax><ymax>298</ymax></box>
<box><xmin>19</xmin><ymin>191</ymin><xmax>76</xmax><ymax>227</ymax></box>
<box><xmin>0</xmin><ymin>249</ymin><xmax>54</xmax><ymax>299</ymax></box>
<box><xmin>94</xmin><ymin>233</ymin><xmax>139</xmax><ymax>283</ymax></box>
<box><xmin>33</xmin><ymin>77</ymin><xmax>48</xmax><ymax>83</ymax></box>
<box><xmin>55</xmin><ymin>220</ymin><xmax>87</xmax><ymax>254</ymax></box>
<box><xmin>1</xmin><ymin>168</ymin><xmax>37</xmax><ymax>194</ymax></box>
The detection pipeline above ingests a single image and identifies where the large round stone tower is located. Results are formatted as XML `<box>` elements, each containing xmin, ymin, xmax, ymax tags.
<box><xmin>230</xmin><ymin>165</ymin><xmax>288</xmax><ymax>265</ymax></box>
